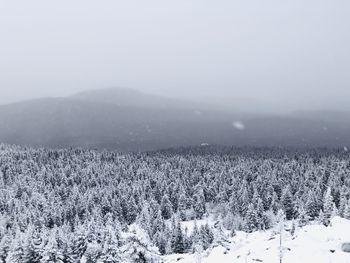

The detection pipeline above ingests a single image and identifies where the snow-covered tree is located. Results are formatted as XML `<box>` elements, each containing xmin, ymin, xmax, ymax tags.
<box><xmin>40</xmin><ymin>230</ymin><xmax>65</xmax><ymax>263</ymax></box>
<box><xmin>171</xmin><ymin>221</ymin><xmax>185</xmax><ymax>254</ymax></box>
<box><xmin>199</xmin><ymin>224</ymin><xmax>214</xmax><ymax>250</ymax></box>
<box><xmin>281</xmin><ymin>187</ymin><xmax>294</xmax><ymax>220</ymax></box>
<box><xmin>0</xmin><ymin>144</ymin><xmax>350</xmax><ymax>259</ymax></box>
<box><xmin>160</xmin><ymin>195</ymin><xmax>173</xmax><ymax>220</ymax></box>
<box><xmin>122</xmin><ymin>225</ymin><xmax>161</xmax><ymax>263</ymax></box>
<box><xmin>193</xmin><ymin>190</ymin><xmax>206</xmax><ymax>219</ymax></box>
<box><xmin>245</xmin><ymin>204</ymin><xmax>258</xmax><ymax>233</ymax></box>
<box><xmin>322</xmin><ymin>187</ymin><xmax>334</xmax><ymax>226</ymax></box>
<box><xmin>297</xmin><ymin>207</ymin><xmax>310</xmax><ymax>227</ymax></box>
<box><xmin>344</xmin><ymin>199</ymin><xmax>350</xmax><ymax>219</ymax></box>
<box><xmin>0</xmin><ymin>234</ymin><xmax>11</xmax><ymax>263</ymax></box>
<box><xmin>6</xmin><ymin>232</ymin><xmax>25</xmax><ymax>263</ymax></box>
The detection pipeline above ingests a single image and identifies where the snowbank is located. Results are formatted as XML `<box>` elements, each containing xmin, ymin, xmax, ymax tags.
<box><xmin>164</xmin><ymin>216</ymin><xmax>350</xmax><ymax>263</ymax></box>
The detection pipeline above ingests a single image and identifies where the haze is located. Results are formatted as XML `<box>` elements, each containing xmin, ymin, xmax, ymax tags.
<box><xmin>1</xmin><ymin>0</ymin><xmax>350</xmax><ymax>113</ymax></box>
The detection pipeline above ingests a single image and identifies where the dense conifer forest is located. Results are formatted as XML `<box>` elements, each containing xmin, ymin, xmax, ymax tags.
<box><xmin>0</xmin><ymin>144</ymin><xmax>350</xmax><ymax>262</ymax></box>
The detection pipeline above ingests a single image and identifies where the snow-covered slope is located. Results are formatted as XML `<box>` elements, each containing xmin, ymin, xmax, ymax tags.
<box><xmin>165</xmin><ymin>217</ymin><xmax>350</xmax><ymax>263</ymax></box>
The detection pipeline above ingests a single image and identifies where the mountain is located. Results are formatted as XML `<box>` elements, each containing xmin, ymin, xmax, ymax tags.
<box><xmin>71</xmin><ymin>88</ymin><xmax>202</xmax><ymax>110</ymax></box>
<box><xmin>0</xmin><ymin>88</ymin><xmax>349</xmax><ymax>151</ymax></box>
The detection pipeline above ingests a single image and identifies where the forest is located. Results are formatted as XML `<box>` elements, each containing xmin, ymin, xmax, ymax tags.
<box><xmin>0</xmin><ymin>144</ymin><xmax>350</xmax><ymax>262</ymax></box>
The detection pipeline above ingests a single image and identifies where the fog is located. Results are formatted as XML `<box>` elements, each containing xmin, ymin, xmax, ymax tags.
<box><xmin>1</xmin><ymin>0</ymin><xmax>350</xmax><ymax>113</ymax></box>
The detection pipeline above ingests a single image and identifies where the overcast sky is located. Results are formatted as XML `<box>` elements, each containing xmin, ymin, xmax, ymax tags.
<box><xmin>1</xmin><ymin>0</ymin><xmax>350</xmax><ymax>112</ymax></box>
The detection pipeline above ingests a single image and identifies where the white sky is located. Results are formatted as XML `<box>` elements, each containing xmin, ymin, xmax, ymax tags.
<box><xmin>1</xmin><ymin>0</ymin><xmax>350</xmax><ymax>111</ymax></box>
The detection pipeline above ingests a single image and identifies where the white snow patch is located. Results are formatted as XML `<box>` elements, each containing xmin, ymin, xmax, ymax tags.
<box><xmin>232</xmin><ymin>121</ymin><xmax>245</xmax><ymax>131</ymax></box>
<box><xmin>164</xmin><ymin>216</ymin><xmax>350</xmax><ymax>263</ymax></box>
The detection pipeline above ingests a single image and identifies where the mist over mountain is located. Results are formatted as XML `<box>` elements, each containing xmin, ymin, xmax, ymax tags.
<box><xmin>0</xmin><ymin>88</ymin><xmax>349</xmax><ymax>151</ymax></box>
<box><xmin>71</xmin><ymin>88</ymin><xmax>204</xmax><ymax>110</ymax></box>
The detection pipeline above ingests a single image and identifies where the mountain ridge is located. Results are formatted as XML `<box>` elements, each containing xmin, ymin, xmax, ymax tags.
<box><xmin>0</xmin><ymin>88</ymin><xmax>349</xmax><ymax>151</ymax></box>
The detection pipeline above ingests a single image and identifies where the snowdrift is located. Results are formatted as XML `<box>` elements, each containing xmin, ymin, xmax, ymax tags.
<box><xmin>164</xmin><ymin>216</ymin><xmax>350</xmax><ymax>263</ymax></box>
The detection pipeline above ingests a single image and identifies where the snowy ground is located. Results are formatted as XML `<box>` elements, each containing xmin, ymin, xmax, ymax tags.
<box><xmin>164</xmin><ymin>217</ymin><xmax>350</xmax><ymax>263</ymax></box>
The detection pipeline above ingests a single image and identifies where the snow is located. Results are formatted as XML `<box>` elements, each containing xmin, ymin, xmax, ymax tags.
<box><xmin>232</xmin><ymin>121</ymin><xmax>245</xmax><ymax>130</ymax></box>
<box><xmin>164</xmin><ymin>216</ymin><xmax>350</xmax><ymax>263</ymax></box>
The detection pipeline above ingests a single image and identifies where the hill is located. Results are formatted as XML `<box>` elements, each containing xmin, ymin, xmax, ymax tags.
<box><xmin>0</xmin><ymin>88</ymin><xmax>349</xmax><ymax>151</ymax></box>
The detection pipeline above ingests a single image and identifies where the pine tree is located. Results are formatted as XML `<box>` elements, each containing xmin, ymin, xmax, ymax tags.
<box><xmin>83</xmin><ymin>240</ymin><xmax>102</xmax><ymax>263</ymax></box>
<box><xmin>344</xmin><ymin>199</ymin><xmax>350</xmax><ymax>219</ymax></box>
<box><xmin>0</xmin><ymin>234</ymin><xmax>11</xmax><ymax>263</ymax></box>
<box><xmin>178</xmin><ymin>193</ymin><xmax>187</xmax><ymax>211</ymax></box>
<box><xmin>306</xmin><ymin>191</ymin><xmax>319</xmax><ymax>219</ymax></box>
<box><xmin>25</xmin><ymin>229</ymin><xmax>45</xmax><ymax>263</ymax></box>
<box><xmin>338</xmin><ymin>186</ymin><xmax>348</xmax><ymax>217</ymax></box>
<box><xmin>190</xmin><ymin>220</ymin><xmax>201</xmax><ymax>253</ymax></box>
<box><xmin>98</xmin><ymin>223</ymin><xmax>122</xmax><ymax>263</ymax></box>
<box><xmin>40</xmin><ymin>230</ymin><xmax>65</xmax><ymax>263</ymax></box>
<box><xmin>193</xmin><ymin>190</ymin><xmax>206</xmax><ymax>219</ymax></box>
<box><xmin>318</xmin><ymin>210</ymin><xmax>325</xmax><ymax>225</ymax></box>
<box><xmin>171</xmin><ymin>221</ymin><xmax>185</xmax><ymax>254</ymax></box>
<box><xmin>137</xmin><ymin>203</ymin><xmax>151</xmax><ymax>236</ymax></box>
<box><xmin>256</xmin><ymin>198</ymin><xmax>265</xmax><ymax>230</ymax></box>
<box><xmin>150</xmin><ymin>210</ymin><xmax>165</xmax><ymax>239</ymax></box>
<box><xmin>297</xmin><ymin>207</ymin><xmax>310</xmax><ymax>227</ymax></box>
<box><xmin>212</xmin><ymin>221</ymin><xmax>230</xmax><ymax>248</ymax></box>
<box><xmin>71</xmin><ymin>228</ymin><xmax>87</xmax><ymax>262</ymax></box>
<box><xmin>193</xmin><ymin>243</ymin><xmax>203</xmax><ymax>263</ymax></box>
<box><xmin>270</xmin><ymin>192</ymin><xmax>280</xmax><ymax>214</ymax></box>
<box><xmin>245</xmin><ymin>204</ymin><xmax>258</xmax><ymax>233</ymax></box>
<box><xmin>199</xmin><ymin>224</ymin><xmax>214</xmax><ymax>250</ymax></box>
<box><xmin>6</xmin><ymin>233</ymin><xmax>25</xmax><ymax>263</ymax></box>
<box><xmin>160</xmin><ymin>195</ymin><xmax>173</xmax><ymax>220</ymax></box>
<box><xmin>322</xmin><ymin>187</ymin><xmax>334</xmax><ymax>226</ymax></box>
<box><xmin>153</xmin><ymin>231</ymin><xmax>167</xmax><ymax>255</ymax></box>
<box><xmin>121</xmin><ymin>224</ymin><xmax>160</xmax><ymax>263</ymax></box>
<box><xmin>339</xmin><ymin>195</ymin><xmax>347</xmax><ymax>217</ymax></box>
<box><xmin>281</xmin><ymin>187</ymin><xmax>294</xmax><ymax>220</ymax></box>
<box><xmin>124</xmin><ymin>196</ymin><xmax>138</xmax><ymax>225</ymax></box>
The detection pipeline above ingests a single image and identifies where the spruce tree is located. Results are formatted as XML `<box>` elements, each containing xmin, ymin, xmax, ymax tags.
<box><xmin>281</xmin><ymin>187</ymin><xmax>294</xmax><ymax>220</ymax></box>
<box><xmin>297</xmin><ymin>207</ymin><xmax>310</xmax><ymax>227</ymax></box>
<box><xmin>171</xmin><ymin>221</ymin><xmax>185</xmax><ymax>254</ymax></box>
<box><xmin>193</xmin><ymin>190</ymin><xmax>206</xmax><ymax>219</ymax></box>
<box><xmin>339</xmin><ymin>195</ymin><xmax>347</xmax><ymax>217</ymax></box>
<box><xmin>125</xmin><ymin>196</ymin><xmax>138</xmax><ymax>225</ymax></box>
<box><xmin>306</xmin><ymin>191</ymin><xmax>319</xmax><ymax>219</ymax></box>
<box><xmin>322</xmin><ymin>187</ymin><xmax>334</xmax><ymax>226</ymax></box>
<box><xmin>344</xmin><ymin>199</ymin><xmax>350</xmax><ymax>219</ymax></box>
<box><xmin>199</xmin><ymin>224</ymin><xmax>214</xmax><ymax>250</ymax></box>
<box><xmin>98</xmin><ymin>223</ymin><xmax>122</xmax><ymax>263</ymax></box>
<box><xmin>40</xmin><ymin>231</ymin><xmax>65</xmax><ymax>263</ymax></box>
<box><xmin>160</xmin><ymin>195</ymin><xmax>173</xmax><ymax>220</ymax></box>
<box><xmin>6</xmin><ymin>234</ymin><xmax>25</xmax><ymax>263</ymax></box>
<box><xmin>0</xmin><ymin>234</ymin><xmax>11</xmax><ymax>263</ymax></box>
<box><xmin>71</xmin><ymin>228</ymin><xmax>87</xmax><ymax>262</ymax></box>
<box><xmin>245</xmin><ymin>204</ymin><xmax>258</xmax><ymax>233</ymax></box>
<box><xmin>121</xmin><ymin>225</ymin><xmax>160</xmax><ymax>263</ymax></box>
<box><xmin>256</xmin><ymin>198</ymin><xmax>265</xmax><ymax>230</ymax></box>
